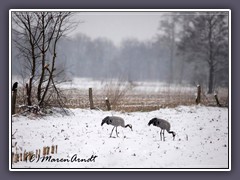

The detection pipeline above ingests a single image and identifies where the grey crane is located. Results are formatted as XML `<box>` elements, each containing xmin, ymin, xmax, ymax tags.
<box><xmin>101</xmin><ymin>116</ymin><xmax>132</xmax><ymax>137</ymax></box>
<box><xmin>148</xmin><ymin>118</ymin><xmax>176</xmax><ymax>141</ymax></box>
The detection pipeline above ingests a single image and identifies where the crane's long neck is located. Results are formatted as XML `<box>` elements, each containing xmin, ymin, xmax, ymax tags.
<box><xmin>125</xmin><ymin>124</ymin><xmax>132</xmax><ymax>131</ymax></box>
<box><xmin>168</xmin><ymin>131</ymin><xmax>176</xmax><ymax>140</ymax></box>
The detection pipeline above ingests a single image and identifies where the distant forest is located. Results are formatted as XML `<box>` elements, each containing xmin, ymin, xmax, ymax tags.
<box><xmin>12</xmin><ymin>12</ymin><xmax>229</xmax><ymax>91</ymax></box>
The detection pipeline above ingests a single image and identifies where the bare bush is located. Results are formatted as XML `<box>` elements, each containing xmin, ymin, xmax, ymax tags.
<box><xmin>102</xmin><ymin>79</ymin><xmax>135</xmax><ymax>109</ymax></box>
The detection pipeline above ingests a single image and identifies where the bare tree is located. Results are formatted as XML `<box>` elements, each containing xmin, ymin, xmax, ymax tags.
<box><xmin>178</xmin><ymin>12</ymin><xmax>229</xmax><ymax>93</ymax></box>
<box><xmin>158</xmin><ymin>14</ymin><xmax>180</xmax><ymax>84</ymax></box>
<box><xmin>12</xmin><ymin>11</ymin><xmax>78</xmax><ymax>111</ymax></box>
<box><xmin>12</xmin><ymin>12</ymin><xmax>40</xmax><ymax>105</ymax></box>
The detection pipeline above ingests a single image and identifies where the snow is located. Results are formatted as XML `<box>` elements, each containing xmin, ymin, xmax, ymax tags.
<box><xmin>58</xmin><ymin>77</ymin><xmax>195</xmax><ymax>93</ymax></box>
<box><xmin>11</xmin><ymin>105</ymin><xmax>229</xmax><ymax>169</ymax></box>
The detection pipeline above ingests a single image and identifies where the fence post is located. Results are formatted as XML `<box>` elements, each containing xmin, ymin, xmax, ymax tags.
<box><xmin>43</xmin><ymin>146</ymin><xmax>46</xmax><ymax>156</ymax></box>
<box><xmin>23</xmin><ymin>150</ymin><xmax>27</xmax><ymax>161</ymax></box>
<box><xmin>12</xmin><ymin>152</ymin><xmax>14</xmax><ymax>164</ymax></box>
<box><xmin>28</xmin><ymin>151</ymin><xmax>33</xmax><ymax>161</ymax></box>
<box><xmin>46</xmin><ymin>146</ymin><xmax>50</xmax><ymax>155</ymax></box>
<box><xmin>195</xmin><ymin>85</ymin><xmax>201</xmax><ymax>105</ymax></box>
<box><xmin>214</xmin><ymin>94</ymin><xmax>221</xmax><ymax>107</ymax></box>
<box><xmin>20</xmin><ymin>153</ymin><xmax>22</xmax><ymax>161</ymax></box>
<box><xmin>89</xmin><ymin>88</ymin><xmax>95</xmax><ymax>109</ymax></box>
<box><xmin>105</xmin><ymin>97</ymin><xmax>111</xmax><ymax>111</ymax></box>
<box><xmin>12</xmin><ymin>90</ymin><xmax>17</xmax><ymax>115</ymax></box>
<box><xmin>51</xmin><ymin>145</ymin><xmax>55</xmax><ymax>154</ymax></box>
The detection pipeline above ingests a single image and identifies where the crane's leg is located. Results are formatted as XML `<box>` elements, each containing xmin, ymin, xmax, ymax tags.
<box><xmin>110</xmin><ymin>127</ymin><xmax>115</xmax><ymax>137</ymax></box>
<box><xmin>160</xmin><ymin>129</ymin><xmax>162</xmax><ymax>141</ymax></box>
<box><xmin>163</xmin><ymin>130</ymin><xmax>165</xmax><ymax>141</ymax></box>
<box><xmin>115</xmin><ymin>127</ymin><xmax>119</xmax><ymax>137</ymax></box>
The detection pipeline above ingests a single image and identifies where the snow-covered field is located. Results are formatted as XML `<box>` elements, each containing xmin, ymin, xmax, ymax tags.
<box><xmin>12</xmin><ymin>76</ymin><xmax>197</xmax><ymax>93</ymax></box>
<box><xmin>11</xmin><ymin>105</ymin><xmax>229</xmax><ymax>169</ymax></box>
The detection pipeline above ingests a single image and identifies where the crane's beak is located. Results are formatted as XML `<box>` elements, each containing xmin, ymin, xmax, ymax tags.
<box><xmin>101</xmin><ymin>121</ymin><xmax>105</xmax><ymax>126</ymax></box>
<box><xmin>173</xmin><ymin>132</ymin><xmax>176</xmax><ymax>141</ymax></box>
<box><xmin>148</xmin><ymin>119</ymin><xmax>155</xmax><ymax>126</ymax></box>
<box><xmin>101</xmin><ymin>117</ymin><xmax>108</xmax><ymax>126</ymax></box>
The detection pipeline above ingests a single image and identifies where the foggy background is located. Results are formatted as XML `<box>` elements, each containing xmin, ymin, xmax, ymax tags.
<box><xmin>11</xmin><ymin>11</ymin><xmax>229</xmax><ymax>89</ymax></box>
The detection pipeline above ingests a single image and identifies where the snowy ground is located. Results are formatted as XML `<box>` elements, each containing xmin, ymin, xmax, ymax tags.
<box><xmin>11</xmin><ymin>76</ymin><xmax>199</xmax><ymax>93</ymax></box>
<box><xmin>11</xmin><ymin>105</ymin><xmax>229</xmax><ymax>169</ymax></box>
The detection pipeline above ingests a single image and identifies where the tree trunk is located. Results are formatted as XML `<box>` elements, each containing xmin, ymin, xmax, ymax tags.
<box><xmin>37</xmin><ymin>13</ymin><xmax>46</xmax><ymax>102</ymax></box>
<box><xmin>168</xmin><ymin>29</ymin><xmax>175</xmax><ymax>84</ymax></box>
<box><xmin>208</xmin><ymin>19</ymin><xmax>214</xmax><ymax>94</ymax></box>
<box><xmin>27</xmin><ymin>14</ymin><xmax>36</xmax><ymax>106</ymax></box>
<box><xmin>169</xmin><ymin>48</ymin><xmax>174</xmax><ymax>84</ymax></box>
<box><xmin>178</xmin><ymin>55</ymin><xmax>185</xmax><ymax>85</ymax></box>
<box><xmin>38</xmin><ymin>13</ymin><xmax>67</xmax><ymax>107</ymax></box>
<box><xmin>39</xmin><ymin>53</ymin><xmax>56</xmax><ymax>107</ymax></box>
<box><xmin>208</xmin><ymin>66</ymin><xmax>214</xmax><ymax>94</ymax></box>
<box><xmin>27</xmin><ymin>78</ymin><xmax>33</xmax><ymax>106</ymax></box>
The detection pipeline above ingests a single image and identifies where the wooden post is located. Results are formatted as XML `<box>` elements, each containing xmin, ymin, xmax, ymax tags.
<box><xmin>43</xmin><ymin>147</ymin><xmax>46</xmax><ymax>156</ymax></box>
<box><xmin>23</xmin><ymin>150</ymin><xmax>27</xmax><ymax>161</ymax></box>
<box><xmin>214</xmin><ymin>94</ymin><xmax>221</xmax><ymax>107</ymax></box>
<box><xmin>46</xmin><ymin>146</ymin><xmax>50</xmax><ymax>155</ymax></box>
<box><xmin>36</xmin><ymin>149</ymin><xmax>38</xmax><ymax>158</ymax></box>
<box><xmin>195</xmin><ymin>85</ymin><xmax>201</xmax><ymax>105</ymax></box>
<box><xmin>51</xmin><ymin>145</ymin><xmax>55</xmax><ymax>154</ymax></box>
<box><xmin>16</xmin><ymin>153</ymin><xmax>20</xmax><ymax>162</ymax></box>
<box><xmin>28</xmin><ymin>151</ymin><xmax>33</xmax><ymax>161</ymax></box>
<box><xmin>88</xmin><ymin>88</ymin><xmax>94</xmax><ymax>109</ymax></box>
<box><xmin>20</xmin><ymin>153</ymin><xmax>23</xmax><ymax>161</ymax></box>
<box><xmin>55</xmin><ymin>145</ymin><xmax>58</xmax><ymax>154</ymax></box>
<box><xmin>12</xmin><ymin>90</ymin><xmax>17</xmax><ymax>115</ymax></box>
<box><xmin>105</xmin><ymin>97</ymin><xmax>111</xmax><ymax>111</ymax></box>
<box><xmin>14</xmin><ymin>153</ymin><xmax>18</xmax><ymax>163</ymax></box>
<box><xmin>12</xmin><ymin>152</ymin><xmax>14</xmax><ymax>164</ymax></box>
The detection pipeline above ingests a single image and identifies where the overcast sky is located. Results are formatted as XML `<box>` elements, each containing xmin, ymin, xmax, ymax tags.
<box><xmin>69</xmin><ymin>12</ymin><xmax>166</xmax><ymax>46</ymax></box>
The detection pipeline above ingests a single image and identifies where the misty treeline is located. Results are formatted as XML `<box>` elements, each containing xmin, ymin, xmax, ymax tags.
<box><xmin>12</xmin><ymin>12</ymin><xmax>229</xmax><ymax>96</ymax></box>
